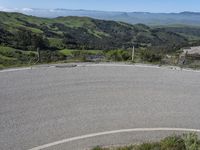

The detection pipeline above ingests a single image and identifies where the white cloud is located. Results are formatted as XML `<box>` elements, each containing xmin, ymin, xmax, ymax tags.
<box><xmin>0</xmin><ymin>6</ymin><xmax>19</xmax><ymax>12</ymax></box>
<box><xmin>0</xmin><ymin>6</ymin><xmax>34</xmax><ymax>13</ymax></box>
<box><xmin>22</xmin><ymin>8</ymin><xmax>33</xmax><ymax>12</ymax></box>
<box><xmin>49</xmin><ymin>9</ymin><xmax>56</xmax><ymax>12</ymax></box>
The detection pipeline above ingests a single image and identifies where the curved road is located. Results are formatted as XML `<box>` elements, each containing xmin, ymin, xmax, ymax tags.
<box><xmin>0</xmin><ymin>63</ymin><xmax>200</xmax><ymax>150</ymax></box>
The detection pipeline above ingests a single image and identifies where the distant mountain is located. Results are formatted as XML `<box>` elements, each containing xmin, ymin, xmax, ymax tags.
<box><xmin>180</xmin><ymin>11</ymin><xmax>200</xmax><ymax>15</ymax></box>
<box><xmin>1</xmin><ymin>8</ymin><xmax>200</xmax><ymax>26</ymax></box>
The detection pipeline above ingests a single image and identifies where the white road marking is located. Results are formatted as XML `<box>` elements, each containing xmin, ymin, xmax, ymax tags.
<box><xmin>0</xmin><ymin>67</ymin><xmax>31</xmax><ymax>73</ymax></box>
<box><xmin>28</xmin><ymin>128</ymin><xmax>200</xmax><ymax>150</ymax></box>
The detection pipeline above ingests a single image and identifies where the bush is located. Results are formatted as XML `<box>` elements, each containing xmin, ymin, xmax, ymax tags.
<box><xmin>140</xmin><ymin>49</ymin><xmax>162</xmax><ymax>62</ymax></box>
<box><xmin>91</xmin><ymin>134</ymin><xmax>200</xmax><ymax>150</ymax></box>
<box><xmin>160</xmin><ymin>135</ymin><xmax>186</xmax><ymax>150</ymax></box>
<box><xmin>183</xmin><ymin>133</ymin><xmax>200</xmax><ymax>150</ymax></box>
<box><xmin>92</xmin><ymin>146</ymin><xmax>106</xmax><ymax>150</ymax></box>
<box><xmin>0</xmin><ymin>64</ymin><xmax>5</xmax><ymax>69</ymax></box>
<box><xmin>137</xmin><ymin>143</ymin><xmax>160</xmax><ymax>150</ymax></box>
<box><xmin>40</xmin><ymin>50</ymin><xmax>65</xmax><ymax>63</ymax></box>
<box><xmin>106</xmin><ymin>50</ymin><xmax>131</xmax><ymax>61</ymax></box>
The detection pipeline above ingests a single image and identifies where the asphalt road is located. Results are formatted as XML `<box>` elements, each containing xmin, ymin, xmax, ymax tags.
<box><xmin>0</xmin><ymin>63</ymin><xmax>200</xmax><ymax>150</ymax></box>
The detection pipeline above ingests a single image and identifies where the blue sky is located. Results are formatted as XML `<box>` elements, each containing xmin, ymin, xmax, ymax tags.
<box><xmin>0</xmin><ymin>0</ymin><xmax>200</xmax><ymax>12</ymax></box>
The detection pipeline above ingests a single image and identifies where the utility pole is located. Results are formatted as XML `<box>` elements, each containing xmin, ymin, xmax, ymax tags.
<box><xmin>183</xmin><ymin>51</ymin><xmax>188</xmax><ymax>65</ymax></box>
<box><xmin>132</xmin><ymin>45</ymin><xmax>135</xmax><ymax>61</ymax></box>
<box><xmin>37</xmin><ymin>48</ymin><xmax>41</xmax><ymax>63</ymax></box>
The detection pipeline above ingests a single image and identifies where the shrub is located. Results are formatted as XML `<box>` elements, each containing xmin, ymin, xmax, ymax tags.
<box><xmin>136</xmin><ymin>143</ymin><xmax>160</xmax><ymax>150</ymax></box>
<box><xmin>160</xmin><ymin>135</ymin><xmax>185</xmax><ymax>150</ymax></box>
<box><xmin>92</xmin><ymin>146</ymin><xmax>106</xmax><ymax>150</ymax></box>
<box><xmin>91</xmin><ymin>134</ymin><xmax>200</xmax><ymax>150</ymax></box>
<box><xmin>183</xmin><ymin>133</ymin><xmax>200</xmax><ymax>150</ymax></box>
<box><xmin>106</xmin><ymin>50</ymin><xmax>131</xmax><ymax>61</ymax></box>
<box><xmin>140</xmin><ymin>49</ymin><xmax>162</xmax><ymax>62</ymax></box>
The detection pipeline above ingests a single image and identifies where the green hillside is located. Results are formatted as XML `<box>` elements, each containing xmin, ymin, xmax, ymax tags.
<box><xmin>0</xmin><ymin>11</ymin><xmax>188</xmax><ymax>50</ymax></box>
<box><xmin>159</xmin><ymin>25</ymin><xmax>200</xmax><ymax>41</ymax></box>
<box><xmin>0</xmin><ymin>11</ymin><xmax>199</xmax><ymax>68</ymax></box>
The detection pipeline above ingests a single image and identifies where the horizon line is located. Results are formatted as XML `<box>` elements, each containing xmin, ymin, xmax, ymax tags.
<box><xmin>0</xmin><ymin>6</ymin><xmax>200</xmax><ymax>14</ymax></box>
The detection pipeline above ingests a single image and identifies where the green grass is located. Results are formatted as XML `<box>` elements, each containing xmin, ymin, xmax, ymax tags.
<box><xmin>0</xmin><ymin>46</ymin><xmax>37</xmax><ymax>56</ymax></box>
<box><xmin>54</xmin><ymin>16</ymin><xmax>95</xmax><ymax>28</ymax></box>
<box><xmin>59</xmin><ymin>49</ymin><xmax>74</xmax><ymax>56</ymax></box>
<box><xmin>0</xmin><ymin>64</ymin><xmax>4</xmax><ymax>69</ymax></box>
<box><xmin>0</xmin><ymin>54</ymin><xmax>17</xmax><ymax>60</ymax></box>
<box><xmin>92</xmin><ymin>133</ymin><xmax>200</xmax><ymax>150</ymax></box>
<box><xmin>0</xmin><ymin>46</ymin><xmax>37</xmax><ymax>68</ymax></box>
<box><xmin>59</xmin><ymin>49</ymin><xmax>103</xmax><ymax>56</ymax></box>
<box><xmin>88</xmin><ymin>29</ymin><xmax>110</xmax><ymax>38</ymax></box>
<box><xmin>25</xmin><ymin>26</ymin><xmax>43</xmax><ymax>33</ymax></box>
<box><xmin>105</xmin><ymin>49</ymin><xmax>131</xmax><ymax>61</ymax></box>
<box><xmin>0</xmin><ymin>46</ymin><xmax>16</xmax><ymax>54</ymax></box>
<box><xmin>48</xmin><ymin>38</ymin><xmax>65</xmax><ymax>49</ymax></box>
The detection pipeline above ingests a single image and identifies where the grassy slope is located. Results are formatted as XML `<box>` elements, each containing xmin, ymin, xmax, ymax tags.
<box><xmin>59</xmin><ymin>49</ymin><xmax>103</xmax><ymax>56</ymax></box>
<box><xmin>155</xmin><ymin>25</ymin><xmax>200</xmax><ymax>41</ymax></box>
<box><xmin>0</xmin><ymin>11</ymin><xmax>188</xmax><ymax>48</ymax></box>
<box><xmin>0</xmin><ymin>12</ymin><xmax>108</xmax><ymax>38</ymax></box>
<box><xmin>0</xmin><ymin>46</ymin><xmax>37</xmax><ymax>68</ymax></box>
<box><xmin>1</xmin><ymin>11</ymin><xmax>199</xmax><ymax>68</ymax></box>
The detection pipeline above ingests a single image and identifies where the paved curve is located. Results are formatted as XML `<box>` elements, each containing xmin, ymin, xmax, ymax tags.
<box><xmin>0</xmin><ymin>63</ymin><xmax>200</xmax><ymax>150</ymax></box>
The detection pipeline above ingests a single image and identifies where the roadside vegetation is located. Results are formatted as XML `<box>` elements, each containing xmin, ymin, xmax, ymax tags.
<box><xmin>0</xmin><ymin>11</ymin><xmax>200</xmax><ymax>69</ymax></box>
<box><xmin>92</xmin><ymin>133</ymin><xmax>200</xmax><ymax>150</ymax></box>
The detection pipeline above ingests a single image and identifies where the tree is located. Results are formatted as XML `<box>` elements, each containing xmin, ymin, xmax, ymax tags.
<box><xmin>32</xmin><ymin>34</ymin><xmax>49</xmax><ymax>50</ymax></box>
<box><xmin>15</xmin><ymin>29</ymin><xmax>32</xmax><ymax>50</ymax></box>
<box><xmin>14</xmin><ymin>29</ymin><xmax>49</xmax><ymax>51</ymax></box>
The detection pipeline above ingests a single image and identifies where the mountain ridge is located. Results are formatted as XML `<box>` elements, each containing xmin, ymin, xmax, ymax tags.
<box><xmin>1</xmin><ymin>11</ymin><xmax>200</xmax><ymax>68</ymax></box>
<box><xmin>1</xmin><ymin>8</ymin><xmax>200</xmax><ymax>26</ymax></box>
<box><xmin>0</xmin><ymin>11</ymin><xmax>188</xmax><ymax>51</ymax></box>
